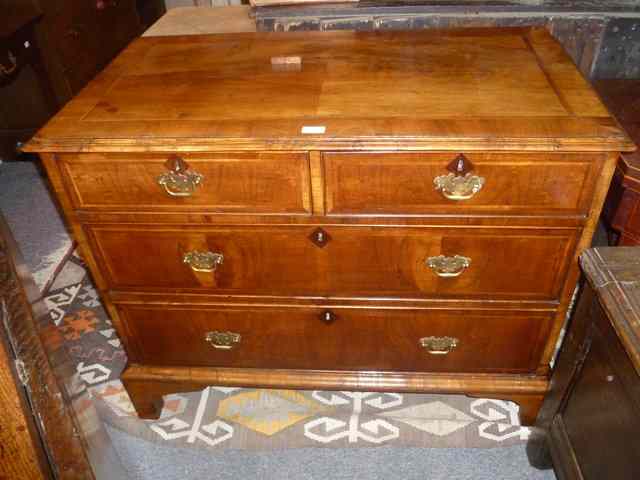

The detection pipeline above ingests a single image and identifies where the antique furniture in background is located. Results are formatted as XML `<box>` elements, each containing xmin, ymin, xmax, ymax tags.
<box><xmin>0</xmin><ymin>213</ymin><xmax>128</xmax><ymax>479</ymax></box>
<box><xmin>538</xmin><ymin>247</ymin><xmax>640</xmax><ymax>480</ymax></box>
<box><xmin>1</xmin><ymin>0</ymin><xmax>164</xmax><ymax>161</ymax></box>
<box><xmin>28</xmin><ymin>0</ymin><xmax>148</xmax><ymax>105</ymax></box>
<box><xmin>0</xmin><ymin>3</ymin><xmax>57</xmax><ymax>161</ymax></box>
<box><xmin>252</xmin><ymin>0</ymin><xmax>640</xmax><ymax>80</ymax></box>
<box><xmin>24</xmin><ymin>27</ymin><xmax>634</xmax><ymax>423</ymax></box>
<box><xmin>597</xmin><ymin>80</ymin><xmax>640</xmax><ymax>246</ymax></box>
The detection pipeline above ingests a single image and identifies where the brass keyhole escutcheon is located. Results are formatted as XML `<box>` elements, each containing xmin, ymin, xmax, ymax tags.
<box><xmin>309</xmin><ymin>227</ymin><xmax>331</xmax><ymax>248</ymax></box>
<box><xmin>433</xmin><ymin>153</ymin><xmax>485</xmax><ymax>201</ymax></box>
<box><xmin>320</xmin><ymin>310</ymin><xmax>337</xmax><ymax>324</ymax></box>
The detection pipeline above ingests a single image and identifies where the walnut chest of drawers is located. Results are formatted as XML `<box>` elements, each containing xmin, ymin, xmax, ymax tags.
<box><xmin>25</xmin><ymin>28</ymin><xmax>635</xmax><ymax>423</ymax></box>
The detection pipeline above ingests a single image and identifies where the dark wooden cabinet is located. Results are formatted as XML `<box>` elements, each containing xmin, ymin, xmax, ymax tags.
<box><xmin>33</xmin><ymin>0</ymin><xmax>144</xmax><ymax>105</ymax></box>
<box><xmin>1</xmin><ymin>0</ymin><xmax>164</xmax><ymax>161</ymax></box>
<box><xmin>597</xmin><ymin>80</ymin><xmax>640</xmax><ymax>246</ymax></box>
<box><xmin>538</xmin><ymin>247</ymin><xmax>640</xmax><ymax>480</ymax></box>
<box><xmin>1</xmin><ymin>3</ymin><xmax>57</xmax><ymax>161</ymax></box>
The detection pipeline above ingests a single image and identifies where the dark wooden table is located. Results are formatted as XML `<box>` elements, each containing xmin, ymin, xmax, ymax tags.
<box><xmin>537</xmin><ymin>247</ymin><xmax>640</xmax><ymax>479</ymax></box>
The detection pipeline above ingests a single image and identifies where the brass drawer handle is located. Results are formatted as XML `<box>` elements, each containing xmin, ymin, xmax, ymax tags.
<box><xmin>157</xmin><ymin>155</ymin><xmax>203</xmax><ymax>197</ymax></box>
<box><xmin>433</xmin><ymin>173</ymin><xmax>485</xmax><ymax>200</ymax></box>
<box><xmin>426</xmin><ymin>255</ymin><xmax>471</xmax><ymax>277</ymax></box>
<box><xmin>205</xmin><ymin>331</ymin><xmax>240</xmax><ymax>350</ymax></box>
<box><xmin>420</xmin><ymin>336</ymin><xmax>458</xmax><ymax>355</ymax></box>
<box><xmin>434</xmin><ymin>153</ymin><xmax>485</xmax><ymax>201</ymax></box>
<box><xmin>183</xmin><ymin>251</ymin><xmax>223</xmax><ymax>273</ymax></box>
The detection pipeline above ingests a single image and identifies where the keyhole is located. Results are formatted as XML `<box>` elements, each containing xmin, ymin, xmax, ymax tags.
<box><xmin>308</xmin><ymin>227</ymin><xmax>330</xmax><ymax>248</ymax></box>
<box><xmin>321</xmin><ymin>310</ymin><xmax>336</xmax><ymax>324</ymax></box>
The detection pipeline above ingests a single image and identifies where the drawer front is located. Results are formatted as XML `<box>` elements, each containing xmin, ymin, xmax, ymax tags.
<box><xmin>89</xmin><ymin>225</ymin><xmax>577</xmax><ymax>300</ymax></box>
<box><xmin>118</xmin><ymin>305</ymin><xmax>552</xmax><ymax>373</ymax></box>
<box><xmin>324</xmin><ymin>152</ymin><xmax>601</xmax><ymax>216</ymax></box>
<box><xmin>60</xmin><ymin>152</ymin><xmax>312</xmax><ymax>214</ymax></box>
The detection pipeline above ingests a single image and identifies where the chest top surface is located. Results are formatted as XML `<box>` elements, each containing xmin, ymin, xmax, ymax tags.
<box><xmin>25</xmin><ymin>27</ymin><xmax>634</xmax><ymax>153</ymax></box>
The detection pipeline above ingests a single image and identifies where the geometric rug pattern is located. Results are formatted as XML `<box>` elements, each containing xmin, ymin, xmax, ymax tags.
<box><xmin>44</xmin><ymin>252</ymin><xmax>534</xmax><ymax>451</ymax></box>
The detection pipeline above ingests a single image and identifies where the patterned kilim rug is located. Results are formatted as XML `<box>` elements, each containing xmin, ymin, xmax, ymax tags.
<box><xmin>45</xmin><ymin>251</ymin><xmax>535</xmax><ymax>451</ymax></box>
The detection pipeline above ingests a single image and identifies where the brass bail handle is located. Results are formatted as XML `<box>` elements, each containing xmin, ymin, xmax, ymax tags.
<box><xmin>183</xmin><ymin>251</ymin><xmax>224</xmax><ymax>273</ymax></box>
<box><xmin>205</xmin><ymin>331</ymin><xmax>241</xmax><ymax>350</ymax></box>
<box><xmin>433</xmin><ymin>153</ymin><xmax>485</xmax><ymax>201</ymax></box>
<box><xmin>157</xmin><ymin>155</ymin><xmax>204</xmax><ymax>197</ymax></box>
<box><xmin>426</xmin><ymin>255</ymin><xmax>471</xmax><ymax>278</ymax></box>
<box><xmin>420</xmin><ymin>336</ymin><xmax>459</xmax><ymax>355</ymax></box>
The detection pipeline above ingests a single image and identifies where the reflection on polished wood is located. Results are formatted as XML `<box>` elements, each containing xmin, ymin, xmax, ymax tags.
<box><xmin>25</xmin><ymin>27</ymin><xmax>635</xmax><ymax>426</ymax></box>
<box><xmin>24</xmin><ymin>29</ymin><xmax>633</xmax><ymax>153</ymax></box>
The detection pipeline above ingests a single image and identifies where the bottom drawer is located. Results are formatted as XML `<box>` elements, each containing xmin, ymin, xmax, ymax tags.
<box><xmin>118</xmin><ymin>305</ymin><xmax>552</xmax><ymax>374</ymax></box>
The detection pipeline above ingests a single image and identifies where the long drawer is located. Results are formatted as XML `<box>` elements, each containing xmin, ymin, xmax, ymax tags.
<box><xmin>88</xmin><ymin>225</ymin><xmax>577</xmax><ymax>300</ymax></box>
<box><xmin>324</xmin><ymin>152</ymin><xmax>602</xmax><ymax>216</ymax></box>
<box><xmin>59</xmin><ymin>152</ymin><xmax>312</xmax><ymax>214</ymax></box>
<box><xmin>117</xmin><ymin>304</ymin><xmax>553</xmax><ymax>373</ymax></box>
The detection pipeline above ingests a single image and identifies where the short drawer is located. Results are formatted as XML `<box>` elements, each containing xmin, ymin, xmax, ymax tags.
<box><xmin>117</xmin><ymin>304</ymin><xmax>552</xmax><ymax>373</ymax></box>
<box><xmin>323</xmin><ymin>152</ymin><xmax>603</xmax><ymax>216</ymax></box>
<box><xmin>60</xmin><ymin>152</ymin><xmax>312</xmax><ymax>214</ymax></box>
<box><xmin>88</xmin><ymin>225</ymin><xmax>577</xmax><ymax>300</ymax></box>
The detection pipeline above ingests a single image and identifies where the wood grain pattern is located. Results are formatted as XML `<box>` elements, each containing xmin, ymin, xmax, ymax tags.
<box><xmin>309</xmin><ymin>150</ymin><xmax>325</xmax><ymax>215</ymax></box>
<box><xmin>22</xmin><ymin>29</ymin><xmax>634</xmax><ymax>153</ymax></box>
<box><xmin>324</xmin><ymin>152</ymin><xmax>603</xmax><ymax>216</ymax></box>
<box><xmin>87</xmin><ymin>224</ymin><xmax>577</xmax><ymax>300</ymax></box>
<box><xmin>118</xmin><ymin>304</ymin><xmax>552</xmax><ymax>373</ymax></box>
<box><xmin>27</xmin><ymin>28</ymin><xmax>634</xmax><ymax>426</ymax></box>
<box><xmin>0</xmin><ymin>314</ymin><xmax>50</xmax><ymax>480</ymax></box>
<box><xmin>121</xmin><ymin>362</ymin><xmax>549</xmax><ymax>421</ymax></box>
<box><xmin>60</xmin><ymin>152</ymin><xmax>312</xmax><ymax>214</ymax></box>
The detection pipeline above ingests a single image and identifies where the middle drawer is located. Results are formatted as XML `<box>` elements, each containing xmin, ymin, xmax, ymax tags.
<box><xmin>88</xmin><ymin>225</ymin><xmax>577</xmax><ymax>300</ymax></box>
